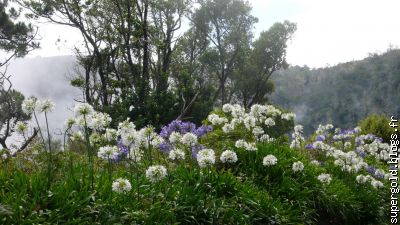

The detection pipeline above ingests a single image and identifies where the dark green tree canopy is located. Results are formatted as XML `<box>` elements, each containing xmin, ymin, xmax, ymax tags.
<box><xmin>0</xmin><ymin>1</ymin><xmax>38</xmax><ymax>66</ymax></box>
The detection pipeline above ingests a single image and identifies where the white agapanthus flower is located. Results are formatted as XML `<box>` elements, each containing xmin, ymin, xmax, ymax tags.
<box><xmin>252</xmin><ymin>126</ymin><xmax>264</xmax><ymax>137</ymax></box>
<box><xmin>243</xmin><ymin>116</ymin><xmax>256</xmax><ymax>130</ymax></box>
<box><xmin>169</xmin><ymin>131</ymin><xmax>182</xmax><ymax>144</ymax></box>
<box><xmin>112</xmin><ymin>178</ymin><xmax>132</xmax><ymax>193</ymax></box>
<box><xmin>259</xmin><ymin>134</ymin><xmax>275</xmax><ymax>143</ymax></box>
<box><xmin>146</xmin><ymin>165</ymin><xmax>168</xmax><ymax>182</ymax></box>
<box><xmin>222</xmin><ymin>104</ymin><xmax>233</xmax><ymax>113</ymax></box>
<box><xmin>266</xmin><ymin>105</ymin><xmax>281</xmax><ymax>117</ymax></box>
<box><xmin>118</xmin><ymin>119</ymin><xmax>136</xmax><ymax>136</ymax></box>
<box><xmin>15</xmin><ymin>121</ymin><xmax>27</xmax><ymax>134</ymax></box>
<box><xmin>245</xmin><ymin>142</ymin><xmax>257</xmax><ymax>151</ymax></box>
<box><xmin>222</xmin><ymin>123</ymin><xmax>234</xmax><ymax>133</ymax></box>
<box><xmin>169</xmin><ymin>148</ymin><xmax>185</xmax><ymax>160</ymax></box>
<box><xmin>371</xmin><ymin>179</ymin><xmax>384</xmax><ymax>189</ymax></box>
<box><xmin>356</xmin><ymin>175</ymin><xmax>368</xmax><ymax>184</ymax></box>
<box><xmin>74</xmin><ymin>103</ymin><xmax>94</xmax><ymax>117</ymax></box>
<box><xmin>317</xmin><ymin>173</ymin><xmax>332</xmax><ymax>185</ymax></box>
<box><xmin>87</xmin><ymin>112</ymin><xmax>112</xmax><ymax>131</ymax></box>
<box><xmin>235</xmin><ymin>139</ymin><xmax>246</xmax><ymax>148</ymax></box>
<box><xmin>220</xmin><ymin>150</ymin><xmax>238</xmax><ymax>164</ymax></box>
<box><xmin>311</xmin><ymin>160</ymin><xmax>320</xmax><ymax>166</ymax></box>
<box><xmin>22</xmin><ymin>97</ymin><xmax>38</xmax><ymax>114</ymax></box>
<box><xmin>197</xmin><ymin>148</ymin><xmax>216</xmax><ymax>168</ymax></box>
<box><xmin>65</xmin><ymin>118</ymin><xmax>76</xmax><ymax>129</ymax></box>
<box><xmin>40</xmin><ymin>99</ymin><xmax>55</xmax><ymax>113</ymax></box>
<box><xmin>263</xmin><ymin>155</ymin><xmax>278</xmax><ymax>166</ymax></box>
<box><xmin>129</xmin><ymin>147</ymin><xmax>142</xmax><ymax>162</ymax></box>
<box><xmin>292</xmin><ymin>161</ymin><xmax>304</xmax><ymax>172</ymax></box>
<box><xmin>104</xmin><ymin>128</ymin><xmax>118</xmax><ymax>142</ymax></box>
<box><xmin>264</xmin><ymin>118</ymin><xmax>275</xmax><ymax>127</ymax></box>
<box><xmin>281</xmin><ymin>113</ymin><xmax>296</xmax><ymax>121</ymax></box>
<box><xmin>70</xmin><ymin>131</ymin><xmax>84</xmax><ymax>141</ymax></box>
<box><xmin>181</xmin><ymin>133</ymin><xmax>198</xmax><ymax>146</ymax></box>
<box><xmin>97</xmin><ymin>146</ymin><xmax>120</xmax><ymax>160</ymax></box>
<box><xmin>207</xmin><ymin>114</ymin><xmax>228</xmax><ymax>125</ymax></box>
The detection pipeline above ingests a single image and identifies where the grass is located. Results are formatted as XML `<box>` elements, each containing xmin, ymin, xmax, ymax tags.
<box><xmin>0</xmin><ymin>142</ymin><xmax>390</xmax><ymax>224</ymax></box>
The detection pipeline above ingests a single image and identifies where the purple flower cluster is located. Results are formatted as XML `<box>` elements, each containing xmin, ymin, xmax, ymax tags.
<box><xmin>117</xmin><ymin>139</ymin><xmax>129</xmax><ymax>156</ymax></box>
<box><xmin>367</xmin><ymin>166</ymin><xmax>376</xmax><ymax>175</ymax></box>
<box><xmin>356</xmin><ymin>148</ymin><xmax>366</xmax><ymax>158</ymax></box>
<box><xmin>305</xmin><ymin>143</ymin><xmax>314</xmax><ymax>150</ymax></box>
<box><xmin>159</xmin><ymin>120</ymin><xmax>212</xmax><ymax>154</ymax></box>
<box><xmin>192</xmin><ymin>145</ymin><xmax>204</xmax><ymax>159</ymax></box>
<box><xmin>160</xmin><ymin>120</ymin><xmax>212</xmax><ymax>138</ymax></box>
<box><xmin>355</xmin><ymin>134</ymin><xmax>382</xmax><ymax>146</ymax></box>
<box><xmin>316</xmin><ymin>135</ymin><xmax>326</xmax><ymax>142</ymax></box>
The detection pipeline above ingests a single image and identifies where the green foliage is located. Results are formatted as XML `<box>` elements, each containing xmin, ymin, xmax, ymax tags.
<box><xmin>359</xmin><ymin>114</ymin><xmax>395</xmax><ymax>143</ymax></box>
<box><xmin>272</xmin><ymin>49</ymin><xmax>400</xmax><ymax>135</ymax></box>
<box><xmin>0</xmin><ymin>140</ymin><xmax>389</xmax><ymax>224</ymax></box>
<box><xmin>0</xmin><ymin>2</ymin><xmax>38</xmax><ymax>63</ymax></box>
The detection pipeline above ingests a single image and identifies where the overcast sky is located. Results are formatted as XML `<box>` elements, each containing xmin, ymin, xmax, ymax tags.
<box><xmin>26</xmin><ymin>0</ymin><xmax>400</xmax><ymax>68</ymax></box>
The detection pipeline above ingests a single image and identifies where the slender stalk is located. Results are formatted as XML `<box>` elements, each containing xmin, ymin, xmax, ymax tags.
<box><xmin>44</xmin><ymin>112</ymin><xmax>52</xmax><ymax>188</ymax></box>
<box><xmin>83</xmin><ymin>114</ymin><xmax>94</xmax><ymax>191</ymax></box>
<box><xmin>33</xmin><ymin>111</ymin><xmax>45</xmax><ymax>146</ymax></box>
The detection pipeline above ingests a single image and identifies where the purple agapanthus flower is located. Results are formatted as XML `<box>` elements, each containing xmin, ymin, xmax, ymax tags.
<box><xmin>356</xmin><ymin>149</ymin><xmax>366</xmax><ymax>158</ymax></box>
<box><xmin>159</xmin><ymin>142</ymin><xmax>171</xmax><ymax>153</ymax></box>
<box><xmin>316</xmin><ymin>135</ymin><xmax>325</xmax><ymax>142</ymax></box>
<box><xmin>117</xmin><ymin>139</ymin><xmax>129</xmax><ymax>156</ymax></box>
<box><xmin>305</xmin><ymin>143</ymin><xmax>314</xmax><ymax>150</ymax></box>
<box><xmin>367</xmin><ymin>166</ymin><xmax>376</xmax><ymax>175</ymax></box>
<box><xmin>159</xmin><ymin>120</ymin><xmax>212</xmax><ymax>159</ymax></box>
<box><xmin>191</xmin><ymin>145</ymin><xmax>204</xmax><ymax>159</ymax></box>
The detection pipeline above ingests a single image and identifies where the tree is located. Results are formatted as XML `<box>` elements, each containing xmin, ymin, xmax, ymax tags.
<box><xmin>233</xmin><ymin>21</ymin><xmax>296</xmax><ymax>108</ymax></box>
<box><xmin>0</xmin><ymin>1</ymin><xmax>38</xmax><ymax>66</ymax></box>
<box><xmin>20</xmin><ymin>0</ymin><xmax>189</xmax><ymax>128</ymax></box>
<box><xmin>190</xmin><ymin>0</ymin><xmax>257</xmax><ymax>105</ymax></box>
<box><xmin>0</xmin><ymin>69</ymin><xmax>37</xmax><ymax>150</ymax></box>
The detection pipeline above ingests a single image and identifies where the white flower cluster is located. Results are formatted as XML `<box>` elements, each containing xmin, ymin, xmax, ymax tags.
<box><xmin>214</xmin><ymin>104</ymin><xmax>294</xmax><ymax>144</ymax></box>
<box><xmin>235</xmin><ymin>139</ymin><xmax>257</xmax><ymax>151</ymax></box>
<box><xmin>15</xmin><ymin>121</ymin><xmax>27</xmax><ymax>134</ymax></box>
<box><xmin>356</xmin><ymin>174</ymin><xmax>384</xmax><ymax>189</ymax></box>
<box><xmin>258</xmin><ymin>134</ymin><xmax>275</xmax><ymax>143</ymax></box>
<box><xmin>207</xmin><ymin>114</ymin><xmax>228</xmax><ymax>126</ymax></box>
<box><xmin>97</xmin><ymin>146</ymin><xmax>120</xmax><ymax>160</ymax></box>
<box><xmin>332</xmin><ymin>151</ymin><xmax>365</xmax><ymax>173</ymax></box>
<box><xmin>290</xmin><ymin>125</ymin><xmax>305</xmax><ymax>149</ymax></box>
<box><xmin>169</xmin><ymin>148</ymin><xmax>185</xmax><ymax>161</ymax></box>
<box><xmin>22</xmin><ymin>97</ymin><xmax>56</xmax><ymax>114</ymax></box>
<box><xmin>40</xmin><ymin>99</ymin><xmax>55</xmax><ymax>113</ymax></box>
<box><xmin>112</xmin><ymin>178</ymin><xmax>132</xmax><ymax>193</ymax></box>
<box><xmin>129</xmin><ymin>148</ymin><xmax>143</xmax><ymax>162</ymax></box>
<box><xmin>360</xmin><ymin>140</ymin><xmax>390</xmax><ymax>161</ymax></box>
<box><xmin>87</xmin><ymin>112</ymin><xmax>112</xmax><ymax>131</ymax></box>
<box><xmin>292</xmin><ymin>161</ymin><xmax>304</xmax><ymax>172</ymax></box>
<box><xmin>117</xmin><ymin>121</ymin><xmax>163</xmax><ymax>151</ymax></box>
<box><xmin>71</xmin><ymin>103</ymin><xmax>112</xmax><ymax>133</ymax></box>
<box><xmin>317</xmin><ymin>173</ymin><xmax>332</xmax><ymax>185</ymax></box>
<box><xmin>316</xmin><ymin>124</ymin><xmax>334</xmax><ymax>135</ymax></box>
<box><xmin>263</xmin><ymin>155</ymin><xmax>277</xmax><ymax>166</ymax></box>
<box><xmin>220</xmin><ymin>150</ymin><xmax>238</xmax><ymax>163</ymax></box>
<box><xmin>146</xmin><ymin>165</ymin><xmax>168</xmax><ymax>182</ymax></box>
<box><xmin>197</xmin><ymin>148</ymin><xmax>216</xmax><ymax>167</ymax></box>
<box><xmin>181</xmin><ymin>133</ymin><xmax>198</xmax><ymax>146</ymax></box>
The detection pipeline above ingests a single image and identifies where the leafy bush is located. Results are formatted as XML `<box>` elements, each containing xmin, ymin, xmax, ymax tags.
<box><xmin>359</xmin><ymin>113</ymin><xmax>395</xmax><ymax>143</ymax></box>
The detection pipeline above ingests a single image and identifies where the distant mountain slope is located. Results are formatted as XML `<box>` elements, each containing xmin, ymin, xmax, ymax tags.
<box><xmin>271</xmin><ymin>49</ymin><xmax>400</xmax><ymax>135</ymax></box>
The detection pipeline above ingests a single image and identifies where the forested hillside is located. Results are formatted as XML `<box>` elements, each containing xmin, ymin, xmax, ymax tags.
<box><xmin>271</xmin><ymin>49</ymin><xmax>400</xmax><ymax>135</ymax></box>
